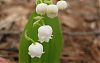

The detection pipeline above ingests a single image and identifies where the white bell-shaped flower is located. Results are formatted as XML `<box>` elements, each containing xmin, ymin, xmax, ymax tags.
<box><xmin>46</xmin><ymin>5</ymin><xmax>58</xmax><ymax>18</ymax></box>
<box><xmin>56</xmin><ymin>1</ymin><xmax>68</xmax><ymax>10</ymax></box>
<box><xmin>36</xmin><ymin>3</ymin><xmax>47</xmax><ymax>15</ymax></box>
<box><xmin>28</xmin><ymin>43</ymin><xmax>44</xmax><ymax>58</ymax></box>
<box><xmin>38</xmin><ymin>25</ymin><xmax>53</xmax><ymax>43</ymax></box>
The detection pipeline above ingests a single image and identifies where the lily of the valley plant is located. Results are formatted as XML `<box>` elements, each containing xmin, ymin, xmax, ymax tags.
<box><xmin>19</xmin><ymin>0</ymin><xmax>68</xmax><ymax>63</ymax></box>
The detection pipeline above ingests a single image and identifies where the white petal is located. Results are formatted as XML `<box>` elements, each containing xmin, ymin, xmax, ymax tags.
<box><xmin>38</xmin><ymin>36</ymin><xmax>45</xmax><ymax>43</ymax></box>
<box><xmin>36</xmin><ymin>3</ymin><xmax>47</xmax><ymax>15</ymax></box>
<box><xmin>38</xmin><ymin>25</ymin><xmax>53</xmax><ymax>43</ymax></box>
<box><xmin>57</xmin><ymin>1</ymin><xmax>68</xmax><ymax>10</ymax></box>
<box><xmin>46</xmin><ymin>5</ymin><xmax>58</xmax><ymax>18</ymax></box>
<box><xmin>36</xmin><ymin>55</ymin><xmax>41</xmax><ymax>58</ymax></box>
<box><xmin>47</xmin><ymin>13</ymin><xmax>58</xmax><ymax>18</ymax></box>
<box><xmin>28</xmin><ymin>52</ymin><xmax>30</xmax><ymax>55</ymax></box>
<box><xmin>31</xmin><ymin>56</ymin><xmax>35</xmax><ymax>58</ymax></box>
<box><xmin>45</xmin><ymin>37</ymin><xmax>50</xmax><ymax>42</ymax></box>
<box><xmin>28</xmin><ymin>43</ymin><xmax>44</xmax><ymax>58</ymax></box>
<box><xmin>50</xmin><ymin>36</ymin><xmax>52</xmax><ymax>39</ymax></box>
<box><xmin>28</xmin><ymin>52</ymin><xmax>35</xmax><ymax>58</ymax></box>
<box><xmin>42</xmin><ymin>52</ymin><xmax>45</xmax><ymax>53</ymax></box>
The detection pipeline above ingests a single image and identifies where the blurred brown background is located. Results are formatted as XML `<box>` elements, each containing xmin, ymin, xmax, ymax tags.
<box><xmin>0</xmin><ymin>0</ymin><xmax>100</xmax><ymax>63</ymax></box>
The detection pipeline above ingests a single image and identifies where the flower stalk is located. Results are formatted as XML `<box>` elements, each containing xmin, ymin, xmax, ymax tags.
<box><xmin>25</xmin><ymin>31</ymin><xmax>36</xmax><ymax>44</ymax></box>
<box><xmin>19</xmin><ymin>0</ymin><xmax>68</xmax><ymax>63</ymax></box>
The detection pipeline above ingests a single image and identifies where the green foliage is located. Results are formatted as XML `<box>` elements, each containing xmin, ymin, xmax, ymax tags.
<box><xmin>19</xmin><ymin>11</ymin><xmax>63</xmax><ymax>63</ymax></box>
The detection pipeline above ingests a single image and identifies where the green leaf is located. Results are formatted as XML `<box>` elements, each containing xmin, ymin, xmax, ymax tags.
<box><xmin>19</xmin><ymin>11</ymin><xmax>63</xmax><ymax>63</ymax></box>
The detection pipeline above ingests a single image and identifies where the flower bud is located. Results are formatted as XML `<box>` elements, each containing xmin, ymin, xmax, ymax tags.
<box><xmin>36</xmin><ymin>3</ymin><xmax>47</xmax><ymax>15</ymax></box>
<box><xmin>46</xmin><ymin>5</ymin><xmax>58</xmax><ymax>18</ymax></box>
<box><xmin>38</xmin><ymin>25</ymin><xmax>53</xmax><ymax>43</ymax></box>
<box><xmin>28</xmin><ymin>43</ymin><xmax>44</xmax><ymax>58</ymax></box>
<box><xmin>56</xmin><ymin>1</ymin><xmax>68</xmax><ymax>10</ymax></box>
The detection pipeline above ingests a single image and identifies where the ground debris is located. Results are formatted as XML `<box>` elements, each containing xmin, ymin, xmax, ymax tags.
<box><xmin>0</xmin><ymin>0</ymin><xmax>100</xmax><ymax>63</ymax></box>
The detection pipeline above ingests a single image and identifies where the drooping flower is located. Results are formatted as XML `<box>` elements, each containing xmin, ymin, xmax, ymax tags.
<box><xmin>46</xmin><ymin>5</ymin><xmax>58</xmax><ymax>18</ymax></box>
<box><xmin>56</xmin><ymin>1</ymin><xmax>68</xmax><ymax>10</ymax></box>
<box><xmin>28</xmin><ymin>43</ymin><xmax>44</xmax><ymax>58</ymax></box>
<box><xmin>38</xmin><ymin>25</ymin><xmax>53</xmax><ymax>43</ymax></box>
<box><xmin>36</xmin><ymin>3</ymin><xmax>47</xmax><ymax>15</ymax></box>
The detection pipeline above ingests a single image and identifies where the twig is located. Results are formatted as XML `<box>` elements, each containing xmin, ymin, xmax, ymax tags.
<box><xmin>0</xmin><ymin>31</ymin><xmax>21</xmax><ymax>35</ymax></box>
<box><xmin>63</xmin><ymin>31</ymin><xmax>100</xmax><ymax>36</ymax></box>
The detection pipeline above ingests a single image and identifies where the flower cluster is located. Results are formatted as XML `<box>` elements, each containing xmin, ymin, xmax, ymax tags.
<box><xmin>25</xmin><ymin>0</ymin><xmax>68</xmax><ymax>59</ymax></box>
<box><xmin>26</xmin><ymin>25</ymin><xmax>53</xmax><ymax>58</ymax></box>
<box><xmin>36</xmin><ymin>1</ymin><xmax>68</xmax><ymax>18</ymax></box>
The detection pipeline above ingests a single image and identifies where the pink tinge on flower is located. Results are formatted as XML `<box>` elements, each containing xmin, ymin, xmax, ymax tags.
<box><xmin>56</xmin><ymin>1</ymin><xmax>68</xmax><ymax>10</ymax></box>
<box><xmin>28</xmin><ymin>43</ymin><xmax>44</xmax><ymax>58</ymax></box>
<box><xmin>38</xmin><ymin>25</ymin><xmax>53</xmax><ymax>43</ymax></box>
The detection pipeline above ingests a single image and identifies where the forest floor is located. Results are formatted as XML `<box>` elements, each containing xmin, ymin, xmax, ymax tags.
<box><xmin>0</xmin><ymin>0</ymin><xmax>100</xmax><ymax>63</ymax></box>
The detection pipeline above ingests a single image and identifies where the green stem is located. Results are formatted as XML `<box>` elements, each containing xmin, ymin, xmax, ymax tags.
<box><xmin>42</xmin><ymin>20</ymin><xmax>45</xmax><ymax>25</ymax></box>
<box><xmin>50</xmin><ymin>0</ymin><xmax>53</xmax><ymax>4</ymax></box>
<box><xmin>36</xmin><ymin>0</ymin><xmax>40</xmax><ymax>4</ymax></box>
<box><xmin>37</xmin><ymin>23</ymin><xmax>41</xmax><ymax>26</ymax></box>
<box><xmin>40</xmin><ymin>0</ymin><xmax>43</xmax><ymax>3</ymax></box>
<box><xmin>33</xmin><ymin>16</ymin><xmax>44</xmax><ymax>27</ymax></box>
<box><xmin>36</xmin><ymin>0</ymin><xmax>43</xmax><ymax>4</ymax></box>
<box><xmin>40</xmin><ymin>15</ymin><xmax>45</xmax><ymax>25</ymax></box>
<box><xmin>25</xmin><ymin>31</ymin><xmax>36</xmax><ymax>44</ymax></box>
<box><xmin>33</xmin><ymin>16</ymin><xmax>44</xmax><ymax>20</ymax></box>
